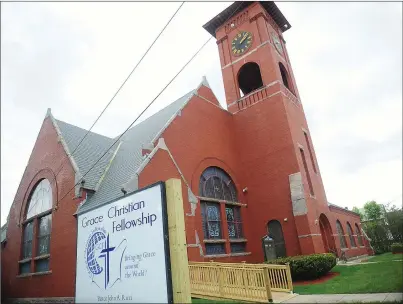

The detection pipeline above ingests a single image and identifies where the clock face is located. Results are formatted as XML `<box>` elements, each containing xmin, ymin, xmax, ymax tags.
<box><xmin>272</xmin><ymin>33</ymin><xmax>283</xmax><ymax>54</ymax></box>
<box><xmin>231</xmin><ymin>31</ymin><xmax>253</xmax><ymax>56</ymax></box>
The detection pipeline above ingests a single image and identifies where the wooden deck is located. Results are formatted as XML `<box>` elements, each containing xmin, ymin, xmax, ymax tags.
<box><xmin>189</xmin><ymin>262</ymin><xmax>295</xmax><ymax>303</ymax></box>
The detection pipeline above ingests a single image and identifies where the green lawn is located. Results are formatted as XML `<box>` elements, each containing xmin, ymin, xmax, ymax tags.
<box><xmin>367</xmin><ymin>252</ymin><xmax>403</xmax><ymax>263</ymax></box>
<box><xmin>293</xmin><ymin>253</ymin><xmax>403</xmax><ymax>295</ymax></box>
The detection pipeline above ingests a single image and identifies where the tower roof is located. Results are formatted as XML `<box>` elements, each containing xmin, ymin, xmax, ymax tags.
<box><xmin>203</xmin><ymin>1</ymin><xmax>291</xmax><ymax>37</ymax></box>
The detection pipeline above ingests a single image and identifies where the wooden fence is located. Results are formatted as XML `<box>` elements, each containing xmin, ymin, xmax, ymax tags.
<box><xmin>188</xmin><ymin>262</ymin><xmax>293</xmax><ymax>303</ymax></box>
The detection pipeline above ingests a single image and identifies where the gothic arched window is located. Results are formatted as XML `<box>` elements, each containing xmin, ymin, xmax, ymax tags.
<box><xmin>199</xmin><ymin>167</ymin><xmax>245</xmax><ymax>255</ymax></box>
<box><xmin>355</xmin><ymin>224</ymin><xmax>364</xmax><ymax>246</ymax></box>
<box><xmin>199</xmin><ymin>167</ymin><xmax>238</xmax><ymax>202</ymax></box>
<box><xmin>336</xmin><ymin>220</ymin><xmax>347</xmax><ymax>249</ymax></box>
<box><xmin>347</xmin><ymin>222</ymin><xmax>357</xmax><ymax>247</ymax></box>
<box><xmin>20</xmin><ymin>179</ymin><xmax>53</xmax><ymax>274</ymax></box>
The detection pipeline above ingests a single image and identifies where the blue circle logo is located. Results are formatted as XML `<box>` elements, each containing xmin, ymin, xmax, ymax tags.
<box><xmin>86</xmin><ymin>231</ymin><xmax>106</xmax><ymax>275</ymax></box>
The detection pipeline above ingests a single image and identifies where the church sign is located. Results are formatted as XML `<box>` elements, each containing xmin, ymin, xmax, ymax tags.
<box><xmin>75</xmin><ymin>182</ymin><xmax>173</xmax><ymax>303</ymax></box>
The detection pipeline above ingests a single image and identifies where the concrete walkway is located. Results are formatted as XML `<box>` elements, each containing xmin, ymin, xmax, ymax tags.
<box><xmin>282</xmin><ymin>292</ymin><xmax>403</xmax><ymax>303</ymax></box>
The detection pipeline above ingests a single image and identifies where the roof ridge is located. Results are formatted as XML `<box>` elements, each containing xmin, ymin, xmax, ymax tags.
<box><xmin>55</xmin><ymin>119</ymin><xmax>114</xmax><ymax>141</ymax></box>
<box><xmin>115</xmin><ymin>88</ymin><xmax>196</xmax><ymax>140</ymax></box>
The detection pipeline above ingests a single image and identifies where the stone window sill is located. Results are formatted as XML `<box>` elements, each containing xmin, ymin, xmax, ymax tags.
<box><xmin>197</xmin><ymin>196</ymin><xmax>247</xmax><ymax>207</ymax></box>
<box><xmin>34</xmin><ymin>254</ymin><xmax>50</xmax><ymax>261</ymax></box>
<box><xmin>18</xmin><ymin>258</ymin><xmax>32</xmax><ymax>264</ymax></box>
<box><xmin>204</xmin><ymin>239</ymin><xmax>226</xmax><ymax>243</ymax></box>
<box><xmin>205</xmin><ymin>252</ymin><xmax>251</xmax><ymax>259</ymax></box>
<box><xmin>17</xmin><ymin>271</ymin><xmax>52</xmax><ymax>278</ymax></box>
<box><xmin>229</xmin><ymin>238</ymin><xmax>247</xmax><ymax>243</ymax></box>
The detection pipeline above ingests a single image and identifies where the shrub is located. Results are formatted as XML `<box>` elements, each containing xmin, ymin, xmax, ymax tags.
<box><xmin>391</xmin><ymin>243</ymin><xmax>403</xmax><ymax>254</ymax></box>
<box><xmin>266</xmin><ymin>253</ymin><xmax>337</xmax><ymax>281</ymax></box>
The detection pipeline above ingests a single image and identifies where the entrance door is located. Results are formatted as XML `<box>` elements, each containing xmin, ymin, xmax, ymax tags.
<box><xmin>267</xmin><ymin>220</ymin><xmax>286</xmax><ymax>258</ymax></box>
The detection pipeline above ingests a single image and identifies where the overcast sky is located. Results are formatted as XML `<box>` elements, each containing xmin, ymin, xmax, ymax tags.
<box><xmin>1</xmin><ymin>2</ymin><xmax>402</xmax><ymax>225</ymax></box>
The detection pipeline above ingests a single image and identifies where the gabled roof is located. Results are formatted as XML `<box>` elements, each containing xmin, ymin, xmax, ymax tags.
<box><xmin>46</xmin><ymin>77</ymin><xmax>216</xmax><ymax>215</ymax></box>
<box><xmin>77</xmin><ymin>89</ymin><xmax>196</xmax><ymax>214</ymax></box>
<box><xmin>54</xmin><ymin>120</ymin><xmax>118</xmax><ymax>191</ymax></box>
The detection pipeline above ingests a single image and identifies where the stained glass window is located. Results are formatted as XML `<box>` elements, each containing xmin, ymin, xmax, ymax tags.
<box><xmin>355</xmin><ymin>224</ymin><xmax>363</xmax><ymax>246</ymax></box>
<box><xmin>35</xmin><ymin>259</ymin><xmax>49</xmax><ymax>272</ymax></box>
<box><xmin>199</xmin><ymin>167</ymin><xmax>238</xmax><ymax>202</ymax></box>
<box><xmin>37</xmin><ymin>214</ymin><xmax>51</xmax><ymax>256</ymax></box>
<box><xmin>336</xmin><ymin>220</ymin><xmax>347</xmax><ymax>249</ymax></box>
<box><xmin>22</xmin><ymin>221</ymin><xmax>34</xmax><ymax>259</ymax></box>
<box><xmin>347</xmin><ymin>223</ymin><xmax>357</xmax><ymax>247</ymax></box>
<box><xmin>230</xmin><ymin>243</ymin><xmax>246</xmax><ymax>253</ymax></box>
<box><xmin>226</xmin><ymin>206</ymin><xmax>243</xmax><ymax>239</ymax></box>
<box><xmin>20</xmin><ymin>179</ymin><xmax>53</xmax><ymax>274</ymax></box>
<box><xmin>26</xmin><ymin>179</ymin><xmax>52</xmax><ymax>220</ymax></box>
<box><xmin>201</xmin><ymin>202</ymin><xmax>222</xmax><ymax>239</ymax></box>
<box><xmin>205</xmin><ymin>243</ymin><xmax>225</xmax><ymax>255</ymax></box>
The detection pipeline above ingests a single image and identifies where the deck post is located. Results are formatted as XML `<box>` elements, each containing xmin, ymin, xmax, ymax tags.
<box><xmin>262</xmin><ymin>268</ymin><xmax>273</xmax><ymax>303</ymax></box>
<box><xmin>285</xmin><ymin>263</ymin><xmax>293</xmax><ymax>293</ymax></box>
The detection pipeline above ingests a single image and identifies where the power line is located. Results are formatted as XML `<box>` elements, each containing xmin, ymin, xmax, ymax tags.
<box><xmin>55</xmin><ymin>2</ymin><xmax>245</xmax><ymax>208</ymax></box>
<box><xmin>50</xmin><ymin>2</ymin><xmax>184</xmax><ymax>194</ymax></box>
<box><xmin>56</xmin><ymin>36</ymin><xmax>213</xmax><ymax>207</ymax></box>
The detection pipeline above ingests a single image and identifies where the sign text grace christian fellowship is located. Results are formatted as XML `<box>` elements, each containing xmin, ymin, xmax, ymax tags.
<box><xmin>75</xmin><ymin>183</ymin><xmax>172</xmax><ymax>303</ymax></box>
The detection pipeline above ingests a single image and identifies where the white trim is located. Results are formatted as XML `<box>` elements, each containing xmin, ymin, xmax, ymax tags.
<box><xmin>150</xmin><ymin>90</ymin><xmax>196</xmax><ymax>145</ymax></box>
<box><xmin>232</xmin><ymin>91</ymin><xmax>282</xmax><ymax>114</ymax></box>
<box><xmin>150</xmin><ymin>76</ymin><xmax>225</xmax><ymax>145</ymax></box>
<box><xmin>186</xmin><ymin>230</ymin><xmax>204</xmax><ymax>257</ymax></box>
<box><xmin>94</xmin><ymin>141</ymin><xmax>122</xmax><ymax>191</ymax></box>
<box><xmin>122</xmin><ymin>137</ymin><xmax>198</xmax><ymax>216</ymax></box>
<box><xmin>228</xmin><ymin>80</ymin><xmax>280</xmax><ymax>108</ymax></box>
<box><xmin>194</xmin><ymin>94</ymin><xmax>228</xmax><ymax>113</ymax></box>
<box><xmin>222</xmin><ymin>40</ymin><xmax>271</xmax><ymax>70</ymax></box>
<box><xmin>298</xmin><ymin>233</ymin><xmax>321</xmax><ymax>238</ymax></box>
<box><xmin>49</xmin><ymin>114</ymin><xmax>80</xmax><ymax>176</ymax></box>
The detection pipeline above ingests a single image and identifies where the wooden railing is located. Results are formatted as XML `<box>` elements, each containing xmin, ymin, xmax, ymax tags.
<box><xmin>188</xmin><ymin>262</ymin><xmax>293</xmax><ymax>303</ymax></box>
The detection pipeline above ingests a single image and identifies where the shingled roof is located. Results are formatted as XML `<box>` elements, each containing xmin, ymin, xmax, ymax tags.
<box><xmin>49</xmin><ymin>77</ymin><xmax>212</xmax><ymax>215</ymax></box>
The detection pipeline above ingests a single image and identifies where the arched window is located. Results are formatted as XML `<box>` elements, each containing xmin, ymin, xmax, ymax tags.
<box><xmin>279</xmin><ymin>62</ymin><xmax>293</xmax><ymax>93</ymax></box>
<box><xmin>268</xmin><ymin>220</ymin><xmax>286</xmax><ymax>258</ymax></box>
<box><xmin>347</xmin><ymin>222</ymin><xmax>357</xmax><ymax>247</ymax></box>
<box><xmin>336</xmin><ymin>220</ymin><xmax>347</xmax><ymax>249</ymax></box>
<box><xmin>199</xmin><ymin>167</ymin><xmax>245</xmax><ymax>255</ymax></box>
<box><xmin>199</xmin><ymin>167</ymin><xmax>237</xmax><ymax>202</ymax></box>
<box><xmin>20</xmin><ymin>179</ymin><xmax>53</xmax><ymax>274</ymax></box>
<box><xmin>355</xmin><ymin>224</ymin><xmax>364</xmax><ymax>246</ymax></box>
<box><xmin>237</xmin><ymin>62</ymin><xmax>263</xmax><ymax>96</ymax></box>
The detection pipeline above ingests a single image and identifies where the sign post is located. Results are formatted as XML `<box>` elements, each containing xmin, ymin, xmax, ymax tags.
<box><xmin>165</xmin><ymin>178</ymin><xmax>191</xmax><ymax>303</ymax></box>
<box><xmin>75</xmin><ymin>180</ymin><xmax>190</xmax><ymax>303</ymax></box>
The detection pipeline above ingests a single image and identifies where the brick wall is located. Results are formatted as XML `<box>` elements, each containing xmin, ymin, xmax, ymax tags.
<box><xmin>329</xmin><ymin>206</ymin><xmax>370</xmax><ymax>258</ymax></box>
<box><xmin>1</xmin><ymin>115</ymin><xmax>83</xmax><ymax>300</ymax></box>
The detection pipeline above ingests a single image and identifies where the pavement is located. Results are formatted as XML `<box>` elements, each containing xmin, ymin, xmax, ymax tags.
<box><xmin>281</xmin><ymin>292</ymin><xmax>403</xmax><ymax>303</ymax></box>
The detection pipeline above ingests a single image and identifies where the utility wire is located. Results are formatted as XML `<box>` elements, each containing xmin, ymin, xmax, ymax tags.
<box><xmin>55</xmin><ymin>1</ymin><xmax>245</xmax><ymax>208</ymax></box>
<box><xmin>56</xmin><ymin>36</ymin><xmax>213</xmax><ymax>207</ymax></box>
<box><xmin>50</xmin><ymin>2</ymin><xmax>184</xmax><ymax>192</ymax></box>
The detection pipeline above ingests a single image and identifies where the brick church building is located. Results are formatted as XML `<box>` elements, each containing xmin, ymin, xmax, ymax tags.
<box><xmin>2</xmin><ymin>1</ymin><xmax>373</xmax><ymax>302</ymax></box>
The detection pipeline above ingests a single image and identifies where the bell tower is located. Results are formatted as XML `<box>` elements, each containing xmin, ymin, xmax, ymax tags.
<box><xmin>204</xmin><ymin>2</ymin><xmax>333</xmax><ymax>259</ymax></box>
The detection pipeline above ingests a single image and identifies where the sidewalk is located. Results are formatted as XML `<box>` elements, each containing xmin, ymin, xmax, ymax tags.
<box><xmin>282</xmin><ymin>292</ymin><xmax>403</xmax><ymax>303</ymax></box>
